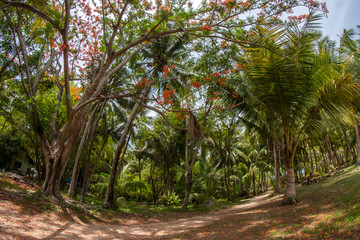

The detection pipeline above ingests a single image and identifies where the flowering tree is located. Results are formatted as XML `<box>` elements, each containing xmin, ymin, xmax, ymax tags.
<box><xmin>0</xmin><ymin>0</ymin><xmax>326</xmax><ymax>201</ymax></box>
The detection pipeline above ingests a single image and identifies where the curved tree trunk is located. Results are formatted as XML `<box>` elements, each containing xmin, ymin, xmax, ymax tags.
<box><xmin>103</xmin><ymin>103</ymin><xmax>139</xmax><ymax>207</ymax></box>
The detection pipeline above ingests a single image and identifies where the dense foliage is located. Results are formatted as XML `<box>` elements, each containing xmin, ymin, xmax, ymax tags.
<box><xmin>0</xmin><ymin>0</ymin><xmax>359</xmax><ymax>209</ymax></box>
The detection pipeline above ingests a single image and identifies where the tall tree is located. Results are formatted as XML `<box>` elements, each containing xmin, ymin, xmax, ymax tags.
<box><xmin>0</xmin><ymin>0</ymin><xmax>328</xmax><ymax>201</ymax></box>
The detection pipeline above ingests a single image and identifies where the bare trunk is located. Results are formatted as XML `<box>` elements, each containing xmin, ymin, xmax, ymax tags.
<box><xmin>252</xmin><ymin>173</ymin><xmax>256</xmax><ymax>196</ymax></box>
<box><xmin>138</xmin><ymin>157</ymin><xmax>143</xmax><ymax>203</ymax></box>
<box><xmin>68</xmin><ymin>104</ymin><xmax>95</xmax><ymax>198</ymax></box>
<box><xmin>182</xmin><ymin>140</ymin><xmax>201</xmax><ymax>210</ymax></box>
<box><xmin>183</xmin><ymin>169</ymin><xmax>193</xmax><ymax>210</ymax></box>
<box><xmin>103</xmin><ymin>103</ymin><xmax>139</xmax><ymax>207</ymax></box>
<box><xmin>309</xmin><ymin>140</ymin><xmax>319</xmax><ymax>172</ymax></box>
<box><xmin>324</xmin><ymin>133</ymin><xmax>337</xmax><ymax>167</ymax></box>
<box><xmin>307</xmin><ymin>140</ymin><xmax>314</xmax><ymax>177</ymax></box>
<box><xmin>272</xmin><ymin>139</ymin><xmax>281</xmax><ymax>194</ymax></box>
<box><xmin>89</xmin><ymin>130</ymin><xmax>109</xmax><ymax>177</ymax></box>
<box><xmin>320</xmin><ymin>147</ymin><xmax>328</xmax><ymax>173</ymax></box>
<box><xmin>354</xmin><ymin>124</ymin><xmax>360</xmax><ymax>165</ymax></box>
<box><xmin>341</xmin><ymin>127</ymin><xmax>356</xmax><ymax>162</ymax></box>
<box><xmin>282</xmin><ymin>167</ymin><xmax>297</xmax><ymax>204</ymax></box>
<box><xmin>81</xmin><ymin>103</ymin><xmax>105</xmax><ymax>204</ymax></box>
<box><xmin>150</xmin><ymin>157</ymin><xmax>158</xmax><ymax>205</ymax></box>
<box><xmin>80</xmin><ymin>148</ymin><xmax>91</xmax><ymax>204</ymax></box>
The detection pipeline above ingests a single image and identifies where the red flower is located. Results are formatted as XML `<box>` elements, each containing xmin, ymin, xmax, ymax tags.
<box><xmin>201</xmin><ymin>25</ymin><xmax>213</xmax><ymax>31</ymax></box>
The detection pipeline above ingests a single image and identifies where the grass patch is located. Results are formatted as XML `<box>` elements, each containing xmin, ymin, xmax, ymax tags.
<box><xmin>267</xmin><ymin>165</ymin><xmax>360</xmax><ymax>239</ymax></box>
<box><xmin>0</xmin><ymin>178</ymin><xmax>26</xmax><ymax>192</ymax></box>
<box><xmin>112</xmin><ymin>197</ymin><xmax>246</xmax><ymax>216</ymax></box>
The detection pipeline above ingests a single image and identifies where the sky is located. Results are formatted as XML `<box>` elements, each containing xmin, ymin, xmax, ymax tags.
<box><xmin>191</xmin><ymin>0</ymin><xmax>359</xmax><ymax>43</ymax></box>
<box><xmin>321</xmin><ymin>0</ymin><xmax>360</xmax><ymax>42</ymax></box>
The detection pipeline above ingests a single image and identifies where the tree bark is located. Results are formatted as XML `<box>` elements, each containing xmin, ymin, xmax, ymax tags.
<box><xmin>183</xmin><ymin>169</ymin><xmax>193</xmax><ymax>209</ymax></box>
<box><xmin>80</xmin><ymin>103</ymin><xmax>105</xmax><ymax>204</ymax></box>
<box><xmin>282</xmin><ymin>167</ymin><xmax>297</xmax><ymax>204</ymax></box>
<box><xmin>138</xmin><ymin>156</ymin><xmax>143</xmax><ymax>203</ymax></box>
<box><xmin>354</xmin><ymin>123</ymin><xmax>360</xmax><ymax>165</ymax></box>
<box><xmin>320</xmin><ymin>146</ymin><xmax>328</xmax><ymax>173</ymax></box>
<box><xmin>341</xmin><ymin>126</ymin><xmax>356</xmax><ymax>162</ymax></box>
<box><xmin>307</xmin><ymin>140</ymin><xmax>314</xmax><ymax>177</ymax></box>
<box><xmin>272</xmin><ymin>139</ymin><xmax>281</xmax><ymax>194</ymax></box>
<box><xmin>68</xmin><ymin>104</ymin><xmax>97</xmax><ymax>198</ymax></box>
<box><xmin>182</xmin><ymin>141</ymin><xmax>200</xmax><ymax>210</ymax></box>
<box><xmin>103</xmin><ymin>101</ymin><xmax>141</xmax><ymax>207</ymax></box>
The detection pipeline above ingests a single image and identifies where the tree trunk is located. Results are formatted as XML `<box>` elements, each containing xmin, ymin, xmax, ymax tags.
<box><xmin>272</xmin><ymin>139</ymin><xmax>281</xmax><ymax>194</ymax></box>
<box><xmin>150</xmin><ymin>156</ymin><xmax>158</xmax><ymax>205</ymax></box>
<box><xmin>183</xmin><ymin>121</ymin><xmax>202</xmax><ymax>210</ymax></box>
<box><xmin>41</xmin><ymin>144</ymin><xmax>74</xmax><ymax>200</ymax></box>
<box><xmin>67</xmin><ymin>126</ymin><xmax>87</xmax><ymax>198</ymax></box>
<box><xmin>183</xmin><ymin>169</ymin><xmax>193</xmax><ymax>210</ymax></box>
<box><xmin>37</xmin><ymin>104</ymin><xmax>88</xmax><ymax>201</ymax></box>
<box><xmin>354</xmin><ymin>123</ymin><xmax>360</xmax><ymax>165</ymax></box>
<box><xmin>104</xmin><ymin>87</ymin><xmax>149</xmax><ymax>207</ymax></box>
<box><xmin>68</xmin><ymin>104</ymin><xmax>98</xmax><ymax>198</ymax></box>
<box><xmin>341</xmin><ymin>127</ymin><xmax>356</xmax><ymax>162</ymax></box>
<box><xmin>89</xmin><ymin>130</ymin><xmax>109</xmax><ymax>178</ymax></box>
<box><xmin>138</xmin><ymin>157</ymin><xmax>143</xmax><ymax>203</ymax></box>
<box><xmin>282</xmin><ymin>167</ymin><xmax>297</xmax><ymax>204</ymax></box>
<box><xmin>309</xmin><ymin>140</ymin><xmax>319</xmax><ymax>173</ymax></box>
<box><xmin>103</xmin><ymin>120</ymin><xmax>135</xmax><ymax>207</ymax></box>
<box><xmin>320</xmin><ymin>146</ymin><xmax>328</xmax><ymax>173</ymax></box>
<box><xmin>252</xmin><ymin>173</ymin><xmax>256</xmax><ymax>196</ymax></box>
<box><xmin>183</xmin><ymin>139</ymin><xmax>201</xmax><ymax>210</ymax></box>
<box><xmin>80</xmin><ymin>143</ymin><xmax>91</xmax><ymax>204</ymax></box>
<box><xmin>307</xmin><ymin>140</ymin><xmax>314</xmax><ymax>177</ymax></box>
<box><xmin>324</xmin><ymin>133</ymin><xmax>337</xmax><ymax>167</ymax></box>
<box><xmin>80</xmin><ymin>103</ymin><xmax>104</xmax><ymax>204</ymax></box>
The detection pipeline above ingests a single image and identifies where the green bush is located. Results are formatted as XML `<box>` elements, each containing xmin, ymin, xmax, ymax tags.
<box><xmin>116</xmin><ymin>197</ymin><xmax>127</xmax><ymax>207</ymax></box>
<box><xmin>160</xmin><ymin>191</ymin><xmax>180</xmax><ymax>206</ymax></box>
<box><xmin>189</xmin><ymin>192</ymin><xmax>204</xmax><ymax>204</ymax></box>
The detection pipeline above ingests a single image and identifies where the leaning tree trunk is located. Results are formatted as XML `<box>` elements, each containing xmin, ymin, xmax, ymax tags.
<box><xmin>103</xmin><ymin>105</ymin><xmax>138</xmax><ymax>207</ymax></box>
<box><xmin>80</xmin><ymin>102</ymin><xmax>105</xmax><ymax>204</ymax></box>
<box><xmin>67</xmin><ymin>121</ymin><xmax>88</xmax><ymax>198</ymax></box>
<box><xmin>103</xmin><ymin>86</ymin><xmax>150</xmax><ymax>207</ymax></box>
<box><xmin>68</xmin><ymin>104</ymin><xmax>97</xmax><ymax>198</ymax></box>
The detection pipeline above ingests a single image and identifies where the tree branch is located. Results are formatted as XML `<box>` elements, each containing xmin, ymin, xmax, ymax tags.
<box><xmin>0</xmin><ymin>1</ymin><xmax>64</xmax><ymax>35</ymax></box>
<box><xmin>137</xmin><ymin>101</ymin><xmax>186</xmax><ymax>131</ymax></box>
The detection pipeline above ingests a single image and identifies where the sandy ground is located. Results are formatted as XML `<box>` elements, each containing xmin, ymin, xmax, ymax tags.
<box><xmin>0</xmin><ymin>190</ymin><xmax>279</xmax><ymax>240</ymax></box>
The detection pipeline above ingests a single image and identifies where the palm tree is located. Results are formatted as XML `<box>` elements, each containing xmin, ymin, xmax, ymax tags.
<box><xmin>235</xmin><ymin>14</ymin><xmax>359</xmax><ymax>204</ymax></box>
<box><xmin>103</xmin><ymin>35</ymin><xmax>189</xmax><ymax>207</ymax></box>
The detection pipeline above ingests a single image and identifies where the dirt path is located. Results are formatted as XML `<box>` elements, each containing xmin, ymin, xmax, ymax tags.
<box><xmin>0</xmin><ymin>191</ymin><xmax>281</xmax><ymax>239</ymax></box>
